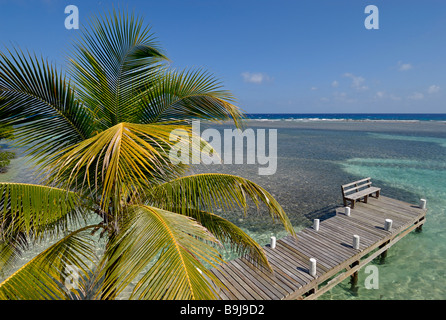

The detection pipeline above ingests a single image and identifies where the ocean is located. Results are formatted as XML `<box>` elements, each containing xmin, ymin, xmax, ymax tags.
<box><xmin>245</xmin><ymin>113</ymin><xmax>446</xmax><ymax>122</ymax></box>
<box><xmin>1</xmin><ymin>113</ymin><xmax>445</xmax><ymax>300</ymax></box>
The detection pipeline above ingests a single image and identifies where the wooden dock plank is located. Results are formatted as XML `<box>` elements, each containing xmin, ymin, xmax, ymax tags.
<box><xmin>287</xmin><ymin>232</ymin><xmax>348</xmax><ymax>266</ymax></box>
<box><xmin>218</xmin><ymin>264</ymin><xmax>259</xmax><ymax>299</ymax></box>
<box><xmin>300</xmin><ymin>228</ymin><xmax>356</xmax><ymax>259</ymax></box>
<box><xmin>377</xmin><ymin>196</ymin><xmax>426</xmax><ymax>216</ymax></box>
<box><xmin>324</xmin><ymin>216</ymin><xmax>383</xmax><ymax>243</ymax></box>
<box><xmin>263</xmin><ymin>246</ymin><xmax>310</xmax><ymax>284</ymax></box>
<box><xmin>239</xmin><ymin>258</ymin><xmax>295</xmax><ymax>295</ymax></box>
<box><xmin>211</xmin><ymin>196</ymin><xmax>427</xmax><ymax>300</ymax></box>
<box><xmin>264</xmin><ymin>244</ymin><xmax>319</xmax><ymax>281</ymax></box>
<box><xmin>277</xmin><ymin>237</ymin><xmax>333</xmax><ymax>272</ymax></box>
<box><xmin>223</xmin><ymin>262</ymin><xmax>272</xmax><ymax>300</ymax></box>
<box><xmin>235</xmin><ymin>258</ymin><xmax>291</xmax><ymax>297</ymax></box>
<box><xmin>317</xmin><ymin>220</ymin><xmax>377</xmax><ymax>248</ymax></box>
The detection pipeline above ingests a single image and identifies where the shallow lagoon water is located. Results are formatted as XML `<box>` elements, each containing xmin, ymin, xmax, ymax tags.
<box><xmin>1</xmin><ymin>120</ymin><xmax>446</xmax><ymax>299</ymax></box>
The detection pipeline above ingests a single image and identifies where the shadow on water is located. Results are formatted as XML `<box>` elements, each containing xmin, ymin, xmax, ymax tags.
<box><xmin>304</xmin><ymin>205</ymin><xmax>338</xmax><ymax>222</ymax></box>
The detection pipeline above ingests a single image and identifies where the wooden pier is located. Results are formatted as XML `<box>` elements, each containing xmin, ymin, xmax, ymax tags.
<box><xmin>211</xmin><ymin>195</ymin><xmax>427</xmax><ymax>300</ymax></box>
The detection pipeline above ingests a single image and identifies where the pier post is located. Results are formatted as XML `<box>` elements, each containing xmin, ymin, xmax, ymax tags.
<box><xmin>309</xmin><ymin>258</ymin><xmax>317</xmax><ymax>277</ymax></box>
<box><xmin>353</xmin><ymin>235</ymin><xmax>360</xmax><ymax>250</ymax></box>
<box><xmin>379</xmin><ymin>240</ymin><xmax>390</xmax><ymax>262</ymax></box>
<box><xmin>345</xmin><ymin>207</ymin><xmax>351</xmax><ymax>216</ymax></box>
<box><xmin>313</xmin><ymin>219</ymin><xmax>320</xmax><ymax>231</ymax></box>
<box><xmin>349</xmin><ymin>261</ymin><xmax>359</xmax><ymax>288</ymax></box>
<box><xmin>384</xmin><ymin>219</ymin><xmax>393</xmax><ymax>231</ymax></box>
<box><xmin>270</xmin><ymin>236</ymin><xmax>276</xmax><ymax>249</ymax></box>
<box><xmin>415</xmin><ymin>217</ymin><xmax>425</xmax><ymax>232</ymax></box>
<box><xmin>417</xmin><ymin>199</ymin><xmax>426</xmax><ymax>232</ymax></box>
<box><xmin>379</xmin><ymin>219</ymin><xmax>393</xmax><ymax>262</ymax></box>
<box><xmin>419</xmin><ymin>199</ymin><xmax>427</xmax><ymax>210</ymax></box>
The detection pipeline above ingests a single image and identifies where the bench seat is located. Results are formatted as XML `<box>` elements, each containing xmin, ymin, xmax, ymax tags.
<box><xmin>341</xmin><ymin>177</ymin><xmax>381</xmax><ymax>208</ymax></box>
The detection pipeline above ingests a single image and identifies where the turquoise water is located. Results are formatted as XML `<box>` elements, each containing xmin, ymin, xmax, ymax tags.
<box><xmin>324</xmin><ymin>160</ymin><xmax>445</xmax><ymax>299</ymax></box>
<box><xmin>1</xmin><ymin>119</ymin><xmax>446</xmax><ymax>299</ymax></box>
<box><xmin>321</xmin><ymin>135</ymin><xmax>446</xmax><ymax>300</ymax></box>
<box><xmin>200</xmin><ymin>120</ymin><xmax>446</xmax><ymax>300</ymax></box>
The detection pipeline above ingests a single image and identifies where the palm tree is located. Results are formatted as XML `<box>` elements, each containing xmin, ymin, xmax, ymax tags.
<box><xmin>0</xmin><ymin>9</ymin><xmax>294</xmax><ymax>300</ymax></box>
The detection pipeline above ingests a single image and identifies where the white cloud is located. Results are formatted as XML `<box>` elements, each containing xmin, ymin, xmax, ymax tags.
<box><xmin>311</xmin><ymin>86</ymin><xmax>318</xmax><ymax>91</ymax></box>
<box><xmin>343</xmin><ymin>73</ymin><xmax>368</xmax><ymax>91</ymax></box>
<box><xmin>390</xmin><ymin>94</ymin><xmax>402</xmax><ymax>101</ymax></box>
<box><xmin>331</xmin><ymin>80</ymin><xmax>339</xmax><ymax>88</ymax></box>
<box><xmin>428</xmin><ymin>85</ymin><xmax>440</xmax><ymax>94</ymax></box>
<box><xmin>375</xmin><ymin>91</ymin><xmax>402</xmax><ymax>101</ymax></box>
<box><xmin>397</xmin><ymin>61</ymin><xmax>413</xmax><ymax>71</ymax></box>
<box><xmin>375</xmin><ymin>91</ymin><xmax>385</xmax><ymax>98</ymax></box>
<box><xmin>408</xmin><ymin>92</ymin><xmax>424</xmax><ymax>100</ymax></box>
<box><xmin>241</xmin><ymin>72</ymin><xmax>270</xmax><ymax>84</ymax></box>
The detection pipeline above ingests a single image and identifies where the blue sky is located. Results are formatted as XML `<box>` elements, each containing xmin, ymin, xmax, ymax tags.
<box><xmin>0</xmin><ymin>0</ymin><xmax>445</xmax><ymax>113</ymax></box>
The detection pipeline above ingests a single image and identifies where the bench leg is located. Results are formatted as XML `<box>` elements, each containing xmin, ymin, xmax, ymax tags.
<box><xmin>376</xmin><ymin>190</ymin><xmax>380</xmax><ymax>198</ymax></box>
<box><xmin>364</xmin><ymin>195</ymin><xmax>368</xmax><ymax>204</ymax></box>
<box><xmin>350</xmin><ymin>200</ymin><xmax>355</xmax><ymax>209</ymax></box>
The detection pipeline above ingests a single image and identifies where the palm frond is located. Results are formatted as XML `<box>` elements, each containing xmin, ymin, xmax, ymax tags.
<box><xmin>0</xmin><ymin>48</ymin><xmax>93</xmax><ymax>162</ymax></box>
<box><xmin>68</xmin><ymin>8</ymin><xmax>168</xmax><ymax>128</ymax></box>
<box><xmin>43</xmin><ymin>122</ymin><xmax>194</xmax><ymax>213</ymax></box>
<box><xmin>0</xmin><ymin>182</ymin><xmax>85</xmax><ymax>273</ymax></box>
<box><xmin>169</xmin><ymin>207</ymin><xmax>271</xmax><ymax>270</ymax></box>
<box><xmin>97</xmin><ymin>205</ymin><xmax>224</xmax><ymax>300</ymax></box>
<box><xmin>149</xmin><ymin>173</ymin><xmax>295</xmax><ymax>236</ymax></box>
<box><xmin>0</xmin><ymin>224</ymin><xmax>100</xmax><ymax>300</ymax></box>
<box><xmin>136</xmin><ymin>68</ymin><xmax>245</xmax><ymax>127</ymax></box>
<box><xmin>0</xmin><ymin>183</ymin><xmax>84</xmax><ymax>238</ymax></box>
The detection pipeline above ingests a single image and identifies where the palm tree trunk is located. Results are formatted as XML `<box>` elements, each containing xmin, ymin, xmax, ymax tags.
<box><xmin>101</xmin><ymin>229</ymin><xmax>120</xmax><ymax>300</ymax></box>
<box><xmin>100</xmin><ymin>201</ymin><xmax>122</xmax><ymax>300</ymax></box>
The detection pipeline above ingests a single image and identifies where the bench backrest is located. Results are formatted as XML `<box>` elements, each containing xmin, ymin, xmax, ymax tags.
<box><xmin>341</xmin><ymin>177</ymin><xmax>372</xmax><ymax>197</ymax></box>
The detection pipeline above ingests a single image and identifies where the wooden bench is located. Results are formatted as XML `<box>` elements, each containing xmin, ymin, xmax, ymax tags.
<box><xmin>341</xmin><ymin>177</ymin><xmax>381</xmax><ymax>208</ymax></box>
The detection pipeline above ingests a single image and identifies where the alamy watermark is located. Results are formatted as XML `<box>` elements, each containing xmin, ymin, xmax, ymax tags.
<box><xmin>64</xmin><ymin>5</ymin><xmax>79</xmax><ymax>30</ymax></box>
<box><xmin>169</xmin><ymin>121</ymin><xmax>278</xmax><ymax>175</ymax></box>
<box><xmin>364</xmin><ymin>5</ymin><xmax>379</xmax><ymax>30</ymax></box>
<box><xmin>364</xmin><ymin>265</ymin><xmax>379</xmax><ymax>289</ymax></box>
<box><xmin>64</xmin><ymin>4</ymin><xmax>380</xmax><ymax>31</ymax></box>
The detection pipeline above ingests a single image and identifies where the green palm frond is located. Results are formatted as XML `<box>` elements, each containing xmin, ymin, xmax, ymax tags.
<box><xmin>0</xmin><ymin>182</ymin><xmax>85</xmax><ymax>273</ymax></box>
<box><xmin>0</xmin><ymin>48</ymin><xmax>93</xmax><ymax>162</ymax></box>
<box><xmin>136</xmin><ymin>68</ymin><xmax>245</xmax><ymax>126</ymax></box>
<box><xmin>0</xmin><ymin>183</ymin><xmax>84</xmax><ymax>240</ymax></box>
<box><xmin>169</xmin><ymin>207</ymin><xmax>270</xmax><ymax>270</ymax></box>
<box><xmin>44</xmin><ymin>123</ymin><xmax>191</xmax><ymax>212</ymax></box>
<box><xmin>0</xmin><ymin>224</ymin><xmax>100</xmax><ymax>300</ymax></box>
<box><xmin>97</xmin><ymin>205</ymin><xmax>224</xmax><ymax>300</ymax></box>
<box><xmin>0</xmin><ymin>233</ymin><xmax>26</xmax><ymax>277</ymax></box>
<box><xmin>68</xmin><ymin>8</ymin><xmax>168</xmax><ymax>129</ymax></box>
<box><xmin>44</xmin><ymin>122</ymin><xmax>219</xmax><ymax>213</ymax></box>
<box><xmin>150</xmin><ymin>173</ymin><xmax>295</xmax><ymax>237</ymax></box>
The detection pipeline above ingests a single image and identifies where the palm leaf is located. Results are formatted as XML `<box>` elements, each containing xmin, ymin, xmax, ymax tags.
<box><xmin>97</xmin><ymin>205</ymin><xmax>224</xmax><ymax>300</ymax></box>
<box><xmin>169</xmin><ymin>207</ymin><xmax>271</xmax><ymax>270</ymax></box>
<box><xmin>68</xmin><ymin>8</ymin><xmax>168</xmax><ymax>129</ymax></box>
<box><xmin>45</xmin><ymin>122</ymin><xmax>220</xmax><ymax>214</ymax></box>
<box><xmin>0</xmin><ymin>183</ymin><xmax>84</xmax><ymax>239</ymax></box>
<box><xmin>136</xmin><ymin>68</ymin><xmax>245</xmax><ymax>126</ymax></box>
<box><xmin>44</xmin><ymin>123</ymin><xmax>192</xmax><ymax>213</ymax></box>
<box><xmin>0</xmin><ymin>182</ymin><xmax>86</xmax><ymax>274</ymax></box>
<box><xmin>149</xmin><ymin>173</ymin><xmax>295</xmax><ymax>237</ymax></box>
<box><xmin>0</xmin><ymin>224</ymin><xmax>100</xmax><ymax>300</ymax></box>
<box><xmin>0</xmin><ymin>48</ymin><xmax>93</xmax><ymax>162</ymax></box>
